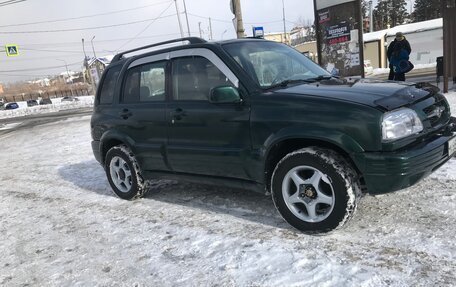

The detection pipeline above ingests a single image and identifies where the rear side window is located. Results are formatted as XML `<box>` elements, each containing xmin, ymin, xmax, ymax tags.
<box><xmin>99</xmin><ymin>65</ymin><xmax>121</xmax><ymax>104</ymax></box>
<box><xmin>122</xmin><ymin>61</ymin><xmax>167</xmax><ymax>103</ymax></box>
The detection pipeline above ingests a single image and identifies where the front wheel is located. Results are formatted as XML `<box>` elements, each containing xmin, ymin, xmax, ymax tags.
<box><xmin>105</xmin><ymin>145</ymin><xmax>149</xmax><ymax>200</ymax></box>
<box><xmin>271</xmin><ymin>147</ymin><xmax>361</xmax><ymax>233</ymax></box>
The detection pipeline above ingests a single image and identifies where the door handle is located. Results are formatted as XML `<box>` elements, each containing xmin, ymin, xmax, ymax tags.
<box><xmin>119</xmin><ymin>109</ymin><xmax>132</xmax><ymax>119</ymax></box>
<box><xmin>171</xmin><ymin>108</ymin><xmax>186</xmax><ymax>121</ymax></box>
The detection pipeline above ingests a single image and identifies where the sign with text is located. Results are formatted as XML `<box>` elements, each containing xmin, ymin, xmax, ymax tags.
<box><xmin>326</xmin><ymin>22</ymin><xmax>351</xmax><ymax>45</ymax></box>
<box><xmin>252</xmin><ymin>26</ymin><xmax>264</xmax><ymax>38</ymax></box>
<box><xmin>5</xmin><ymin>44</ymin><xmax>19</xmax><ymax>57</ymax></box>
<box><xmin>313</xmin><ymin>0</ymin><xmax>364</xmax><ymax>77</ymax></box>
<box><xmin>318</xmin><ymin>10</ymin><xmax>330</xmax><ymax>24</ymax></box>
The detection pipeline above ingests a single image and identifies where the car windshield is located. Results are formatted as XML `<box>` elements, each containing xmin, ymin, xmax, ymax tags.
<box><xmin>223</xmin><ymin>41</ymin><xmax>331</xmax><ymax>89</ymax></box>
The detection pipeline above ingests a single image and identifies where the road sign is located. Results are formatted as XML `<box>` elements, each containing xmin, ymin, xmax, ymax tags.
<box><xmin>5</xmin><ymin>44</ymin><xmax>19</xmax><ymax>56</ymax></box>
<box><xmin>253</xmin><ymin>26</ymin><xmax>264</xmax><ymax>38</ymax></box>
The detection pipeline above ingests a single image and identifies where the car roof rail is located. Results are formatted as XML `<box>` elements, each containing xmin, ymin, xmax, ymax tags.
<box><xmin>111</xmin><ymin>37</ymin><xmax>207</xmax><ymax>62</ymax></box>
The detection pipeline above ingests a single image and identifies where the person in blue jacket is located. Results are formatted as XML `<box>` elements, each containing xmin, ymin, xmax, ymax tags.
<box><xmin>387</xmin><ymin>32</ymin><xmax>412</xmax><ymax>81</ymax></box>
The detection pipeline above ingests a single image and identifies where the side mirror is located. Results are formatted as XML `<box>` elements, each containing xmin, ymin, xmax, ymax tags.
<box><xmin>210</xmin><ymin>86</ymin><xmax>242</xmax><ymax>104</ymax></box>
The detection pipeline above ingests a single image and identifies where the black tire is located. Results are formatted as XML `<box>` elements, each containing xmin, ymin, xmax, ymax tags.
<box><xmin>105</xmin><ymin>145</ymin><xmax>149</xmax><ymax>200</ymax></box>
<box><xmin>271</xmin><ymin>147</ymin><xmax>361</xmax><ymax>233</ymax></box>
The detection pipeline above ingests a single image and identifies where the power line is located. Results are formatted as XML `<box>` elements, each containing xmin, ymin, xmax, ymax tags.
<box><xmin>285</xmin><ymin>20</ymin><xmax>302</xmax><ymax>26</ymax></box>
<box><xmin>116</xmin><ymin>1</ymin><xmax>174</xmax><ymax>52</ymax></box>
<box><xmin>19</xmin><ymin>30</ymin><xmax>194</xmax><ymax>54</ymax></box>
<box><xmin>21</xmin><ymin>48</ymin><xmax>86</xmax><ymax>54</ymax></box>
<box><xmin>0</xmin><ymin>0</ymin><xmax>20</xmax><ymax>4</ymax></box>
<box><xmin>0</xmin><ymin>62</ymin><xmax>81</xmax><ymax>73</ymax></box>
<box><xmin>0</xmin><ymin>73</ymin><xmax>57</xmax><ymax>77</ymax></box>
<box><xmin>187</xmin><ymin>12</ymin><xmax>232</xmax><ymax>23</ymax></box>
<box><xmin>245</xmin><ymin>20</ymin><xmax>283</xmax><ymax>25</ymax></box>
<box><xmin>0</xmin><ymin>0</ymin><xmax>25</xmax><ymax>4</ymax></box>
<box><xmin>20</xmin><ymin>32</ymin><xmax>186</xmax><ymax>48</ymax></box>
<box><xmin>0</xmin><ymin>13</ymin><xmax>176</xmax><ymax>34</ymax></box>
<box><xmin>0</xmin><ymin>0</ymin><xmax>26</xmax><ymax>7</ymax></box>
<box><xmin>187</xmin><ymin>12</ymin><xmax>284</xmax><ymax>25</ymax></box>
<box><xmin>0</xmin><ymin>0</ymin><xmax>172</xmax><ymax>28</ymax></box>
<box><xmin>2</xmin><ymin>53</ymin><xmax>83</xmax><ymax>62</ymax></box>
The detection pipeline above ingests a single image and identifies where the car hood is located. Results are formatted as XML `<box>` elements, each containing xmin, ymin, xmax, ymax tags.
<box><xmin>276</xmin><ymin>78</ymin><xmax>439</xmax><ymax>111</ymax></box>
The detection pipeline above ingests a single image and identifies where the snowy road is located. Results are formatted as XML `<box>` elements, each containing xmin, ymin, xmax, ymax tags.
<box><xmin>1</xmin><ymin>111</ymin><xmax>456</xmax><ymax>285</ymax></box>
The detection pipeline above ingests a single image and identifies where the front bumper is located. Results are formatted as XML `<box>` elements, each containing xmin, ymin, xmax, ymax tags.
<box><xmin>353</xmin><ymin>130</ymin><xmax>455</xmax><ymax>195</ymax></box>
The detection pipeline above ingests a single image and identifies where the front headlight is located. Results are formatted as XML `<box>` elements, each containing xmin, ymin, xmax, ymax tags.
<box><xmin>382</xmin><ymin>108</ymin><xmax>423</xmax><ymax>141</ymax></box>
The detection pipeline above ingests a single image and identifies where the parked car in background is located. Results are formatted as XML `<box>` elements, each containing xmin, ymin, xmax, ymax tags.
<box><xmin>26</xmin><ymin>99</ymin><xmax>39</xmax><ymax>107</ymax></box>
<box><xmin>61</xmin><ymin>96</ymin><xmax>79</xmax><ymax>102</ymax></box>
<box><xmin>39</xmin><ymin>98</ymin><xmax>53</xmax><ymax>105</ymax></box>
<box><xmin>3</xmin><ymin>102</ymin><xmax>19</xmax><ymax>110</ymax></box>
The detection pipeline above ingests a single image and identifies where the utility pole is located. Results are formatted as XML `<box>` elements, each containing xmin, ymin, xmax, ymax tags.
<box><xmin>82</xmin><ymin>38</ymin><xmax>96</xmax><ymax>93</ymax></box>
<box><xmin>56</xmin><ymin>59</ymin><xmax>70</xmax><ymax>81</ymax></box>
<box><xmin>232</xmin><ymin>0</ymin><xmax>245</xmax><ymax>38</ymax></box>
<box><xmin>198</xmin><ymin>22</ymin><xmax>203</xmax><ymax>38</ymax></box>
<box><xmin>91</xmin><ymin>36</ymin><xmax>101</xmax><ymax>88</ymax></box>
<box><xmin>174</xmin><ymin>0</ymin><xmax>184</xmax><ymax>38</ymax></box>
<box><xmin>182</xmin><ymin>0</ymin><xmax>191</xmax><ymax>36</ymax></box>
<box><xmin>57</xmin><ymin>59</ymin><xmax>74</xmax><ymax>95</ymax></box>
<box><xmin>209</xmin><ymin>17</ymin><xmax>213</xmax><ymax>40</ymax></box>
<box><xmin>282</xmin><ymin>0</ymin><xmax>287</xmax><ymax>44</ymax></box>
<box><xmin>81</xmin><ymin>38</ymin><xmax>87</xmax><ymax>84</ymax></box>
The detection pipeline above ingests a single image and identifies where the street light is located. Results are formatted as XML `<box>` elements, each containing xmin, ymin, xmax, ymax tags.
<box><xmin>91</xmin><ymin>36</ymin><xmax>97</xmax><ymax>60</ymax></box>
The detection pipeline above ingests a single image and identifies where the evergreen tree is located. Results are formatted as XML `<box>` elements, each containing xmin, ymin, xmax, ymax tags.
<box><xmin>412</xmin><ymin>0</ymin><xmax>442</xmax><ymax>22</ymax></box>
<box><xmin>362</xmin><ymin>0</ymin><xmax>373</xmax><ymax>33</ymax></box>
<box><xmin>361</xmin><ymin>0</ymin><xmax>369</xmax><ymax>18</ymax></box>
<box><xmin>373</xmin><ymin>0</ymin><xmax>409</xmax><ymax>30</ymax></box>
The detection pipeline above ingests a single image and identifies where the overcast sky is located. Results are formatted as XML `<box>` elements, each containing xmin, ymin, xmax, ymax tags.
<box><xmin>0</xmin><ymin>0</ymin><xmax>412</xmax><ymax>83</ymax></box>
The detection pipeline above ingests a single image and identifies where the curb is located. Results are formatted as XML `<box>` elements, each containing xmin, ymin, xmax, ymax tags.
<box><xmin>368</xmin><ymin>67</ymin><xmax>436</xmax><ymax>80</ymax></box>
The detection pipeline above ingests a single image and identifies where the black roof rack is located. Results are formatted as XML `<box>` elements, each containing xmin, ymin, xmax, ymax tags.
<box><xmin>111</xmin><ymin>37</ymin><xmax>207</xmax><ymax>62</ymax></box>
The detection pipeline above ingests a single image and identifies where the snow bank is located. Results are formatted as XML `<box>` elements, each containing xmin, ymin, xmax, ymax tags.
<box><xmin>364</xmin><ymin>29</ymin><xmax>388</xmax><ymax>42</ymax></box>
<box><xmin>373</xmin><ymin>63</ymin><xmax>436</xmax><ymax>75</ymax></box>
<box><xmin>387</xmin><ymin>18</ymin><xmax>442</xmax><ymax>37</ymax></box>
<box><xmin>0</xmin><ymin>96</ymin><xmax>94</xmax><ymax>119</ymax></box>
<box><xmin>364</xmin><ymin>19</ymin><xmax>442</xmax><ymax>43</ymax></box>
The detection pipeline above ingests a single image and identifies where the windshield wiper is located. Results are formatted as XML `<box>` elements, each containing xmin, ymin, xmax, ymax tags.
<box><xmin>305</xmin><ymin>75</ymin><xmax>333</xmax><ymax>82</ymax></box>
<box><xmin>266</xmin><ymin>79</ymin><xmax>311</xmax><ymax>90</ymax></box>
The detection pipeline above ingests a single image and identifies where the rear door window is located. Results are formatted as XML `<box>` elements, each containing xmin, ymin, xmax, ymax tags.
<box><xmin>99</xmin><ymin>65</ymin><xmax>121</xmax><ymax>104</ymax></box>
<box><xmin>122</xmin><ymin>61</ymin><xmax>167</xmax><ymax>103</ymax></box>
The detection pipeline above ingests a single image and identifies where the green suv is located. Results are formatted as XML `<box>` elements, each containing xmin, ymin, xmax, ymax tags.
<box><xmin>91</xmin><ymin>37</ymin><xmax>456</xmax><ymax>233</ymax></box>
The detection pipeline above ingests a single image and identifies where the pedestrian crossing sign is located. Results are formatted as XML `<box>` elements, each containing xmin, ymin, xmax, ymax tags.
<box><xmin>5</xmin><ymin>44</ymin><xmax>19</xmax><ymax>56</ymax></box>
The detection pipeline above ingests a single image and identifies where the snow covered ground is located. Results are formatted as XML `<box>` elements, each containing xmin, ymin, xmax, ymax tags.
<box><xmin>0</xmin><ymin>94</ymin><xmax>455</xmax><ymax>286</ymax></box>
<box><xmin>0</xmin><ymin>96</ymin><xmax>94</xmax><ymax>120</ymax></box>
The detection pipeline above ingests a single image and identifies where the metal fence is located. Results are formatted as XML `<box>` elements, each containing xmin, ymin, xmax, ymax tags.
<box><xmin>3</xmin><ymin>89</ymin><xmax>91</xmax><ymax>102</ymax></box>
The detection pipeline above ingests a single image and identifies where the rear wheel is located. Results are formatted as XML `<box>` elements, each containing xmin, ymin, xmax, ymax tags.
<box><xmin>271</xmin><ymin>147</ymin><xmax>361</xmax><ymax>233</ymax></box>
<box><xmin>105</xmin><ymin>145</ymin><xmax>149</xmax><ymax>200</ymax></box>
